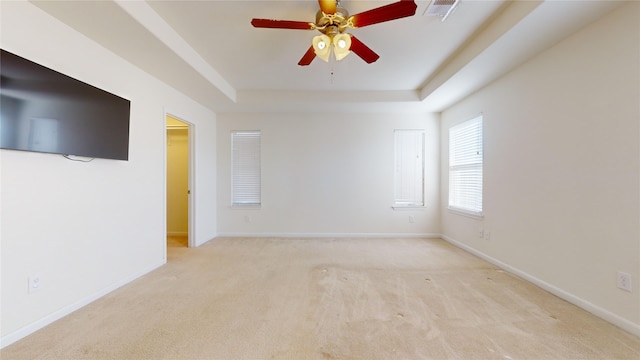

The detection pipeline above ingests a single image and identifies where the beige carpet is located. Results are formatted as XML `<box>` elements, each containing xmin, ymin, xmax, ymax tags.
<box><xmin>2</xmin><ymin>237</ymin><xmax>639</xmax><ymax>359</ymax></box>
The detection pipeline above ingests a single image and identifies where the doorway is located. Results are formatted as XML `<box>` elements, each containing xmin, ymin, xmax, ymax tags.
<box><xmin>166</xmin><ymin>115</ymin><xmax>192</xmax><ymax>252</ymax></box>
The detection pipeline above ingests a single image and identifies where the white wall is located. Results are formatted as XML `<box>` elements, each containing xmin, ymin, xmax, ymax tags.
<box><xmin>440</xmin><ymin>2</ymin><xmax>639</xmax><ymax>334</ymax></box>
<box><xmin>217</xmin><ymin>112</ymin><xmax>440</xmax><ymax>237</ymax></box>
<box><xmin>0</xmin><ymin>1</ymin><xmax>216</xmax><ymax>346</ymax></box>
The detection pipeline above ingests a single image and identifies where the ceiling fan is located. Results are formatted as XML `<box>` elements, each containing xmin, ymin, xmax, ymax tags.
<box><xmin>251</xmin><ymin>0</ymin><xmax>417</xmax><ymax>66</ymax></box>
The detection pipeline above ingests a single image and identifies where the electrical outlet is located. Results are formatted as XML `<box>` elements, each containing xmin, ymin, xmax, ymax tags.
<box><xmin>28</xmin><ymin>275</ymin><xmax>42</xmax><ymax>294</ymax></box>
<box><xmin>617</xmin><ymin>272</ymin><xmax>632</xmax><ymax>292</ymax></box>
<box><xmin>244</xmin><ymin>215</ymin><xmax>252</xmax><ymax>223</ymax></box>
<box><xmin>484</xmin><ymin>232</ymin><xmax>491</xmax><ymax>240</ymax></box>
<box><xmin>409</xmin><ymin>215</ymin><xmax>415</xmax><ymax>223</ymax></box>
<box><xmin>478</xmin><ymin>228</ymin><xmax>484</xmax><ymax>238</ymax></box>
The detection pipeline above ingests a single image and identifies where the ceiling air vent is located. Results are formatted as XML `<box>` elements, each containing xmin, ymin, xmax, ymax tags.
<box><xmin>424</xmin><ymin>0</ymin><xmax>460</xmax><ymax>21</ymax></box>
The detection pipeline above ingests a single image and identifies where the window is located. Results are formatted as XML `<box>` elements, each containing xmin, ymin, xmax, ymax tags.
<box><xmin>394</xmin><ymin>130</ymin><xmax>425</xmax><ymax>207</ymax></box>
<box><xmin>231</xmin><ymin>131</ymin><xmax>261</xmax><ymax>206</ymax></box>
<box><xmin>449</xmin><ymin>115</ymin><xmax>483</xmax><ymax>217</ymax></box>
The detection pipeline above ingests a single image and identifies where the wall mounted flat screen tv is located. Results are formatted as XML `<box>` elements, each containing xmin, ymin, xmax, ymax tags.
<box><xmin>0</xmin><ymin>49</ymin><xmax>130</xmax><ymax>160</ymax></box>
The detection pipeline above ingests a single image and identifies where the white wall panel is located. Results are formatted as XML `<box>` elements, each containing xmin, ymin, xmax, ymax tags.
<box><xmin>440</xmin><ymin>2</ymin><xmax>640</xmax><ymax>333</ymax></box>
<box><xmin>217</xmin><ymin>112</ymin><xmax>440</xmax><ymax>237</ymax></box>
<box><xmin>0</xmin><ymin>1</ymin><xmax>216</xmax><ymax>346</ymax></box>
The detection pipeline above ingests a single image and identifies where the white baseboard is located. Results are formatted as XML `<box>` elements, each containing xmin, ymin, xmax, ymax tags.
<box><xmin>0</xmin><ymin>260</ymin><xmax>166</xmax><ymax>349</ymax></box>
<box><xmin>440</xmin><ymin>234</ymin><xmax>640</xmax><ymax>338</ymax></box>
<box><xmin>215</xmin><ymin>232</ymin><xmax>441</xmax><ymax>239</ymax></box>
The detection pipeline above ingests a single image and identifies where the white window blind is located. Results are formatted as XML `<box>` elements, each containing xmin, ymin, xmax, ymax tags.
<box><xmin>449</xmin><ymin>116</ymin><xmax>483</xmax><ymax>217</ymax></box>
<box><xmin>231</xmin><ymin>131</ymin><xmax>261</xmax><ymax>206</ymax></box>
<box><xmin>394</xmin><ymin>130</ymin><xmax>425</xmax><ymax>206</ymax></box>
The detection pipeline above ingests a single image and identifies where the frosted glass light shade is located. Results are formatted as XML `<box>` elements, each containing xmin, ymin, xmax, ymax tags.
<box><xmin>333</xmin><ymin>33</ymin><xmax>351</xmax><ymax>61</ymax></box>
<box><xmin>312</xmin><ymin>34</ymin><xmax>332</xmax><ymax>62</ymax></box>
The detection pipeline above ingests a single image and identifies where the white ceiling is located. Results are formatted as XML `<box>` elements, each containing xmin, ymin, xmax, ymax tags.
<box><xmin>31</xmin><ymin>0</ymin><xmax>623</xmax><ymax>114</ymax></box>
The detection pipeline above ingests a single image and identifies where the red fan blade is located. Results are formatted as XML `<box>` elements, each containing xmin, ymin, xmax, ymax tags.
<box><xmin>251</xmin><ymin>18</ymin><xmax>313</xmax><ymax>30</ymax></box>
<box><xmin>298</xmin><ymin>46</ymin><xmax>316</xmax><ymax>66</ymax></box>
<box><xmin>349</xmin><ymin>36</ymin><xmax>380</xmax><ymax>64</ymax></box>
<box><xmin>318</xmin><ymin>0</ymin><xmax>337</xmax><ymax>14</ymax></box>
<box><xmin>350</xmin><ymin>0</ymin><xmax>417</xmax><ymax>28</ymax></box>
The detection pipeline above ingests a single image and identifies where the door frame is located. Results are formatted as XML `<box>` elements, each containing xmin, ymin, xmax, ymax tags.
<box><xmin>164</xmin><ymin>112</ymin><xmax>195</xmax><ymax>251</ymax></box>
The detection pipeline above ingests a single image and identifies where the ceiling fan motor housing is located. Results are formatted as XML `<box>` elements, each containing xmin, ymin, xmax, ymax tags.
<box><xmin>315</xmin><ymin>6</ymin><xmax>350</xmax><ymax>36</ymax></box>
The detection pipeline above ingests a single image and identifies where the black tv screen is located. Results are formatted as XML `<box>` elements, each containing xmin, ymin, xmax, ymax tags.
<box><xmin>0</xmin><ymin>49</ymin><xmax>130</xmax><ymax>160</ymax></box>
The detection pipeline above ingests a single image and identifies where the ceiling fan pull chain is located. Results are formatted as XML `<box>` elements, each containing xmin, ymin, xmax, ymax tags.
<box><xmin>330</xmin><ymin>56</ymin><xmax>335</xmax><ymax>84</ymax></box>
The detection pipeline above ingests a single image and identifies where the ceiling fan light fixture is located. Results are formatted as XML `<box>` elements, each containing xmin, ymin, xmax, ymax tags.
<box><xmin>312</xmin><ymin>34</ymin><xmax>332</xmax><ymax>62</ymax></box>
<box><xmin>252</xmin><ymin>1</ymin><xmax>418</xmax><ymax>66</ymax></box>
<box><xmin>333</xmin><ymin>33</ymin><xmax>351</xmax><ymax>61</ymax></box>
